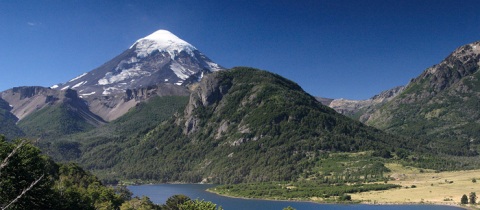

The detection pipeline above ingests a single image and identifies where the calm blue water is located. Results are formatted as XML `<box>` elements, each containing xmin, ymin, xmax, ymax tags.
<box><xmin>128</xmin><ymin>184</ymin><xmax>462</xmax><ymax>210</ymax></box>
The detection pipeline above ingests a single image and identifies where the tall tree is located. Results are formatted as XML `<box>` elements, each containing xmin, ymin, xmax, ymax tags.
<box><xmin>461</xmin><ymin>194</ymin><xmax>468</xmax><ymax>204</ymax></box>
<box><xmin>470</xmin><ymin>192</ymin><xmax>477</xmax><ymax>204</ymax></box>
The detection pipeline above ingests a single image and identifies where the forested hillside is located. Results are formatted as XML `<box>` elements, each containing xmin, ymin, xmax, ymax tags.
<box><xmin>365</xmin><ymin>41</ymin><xmax>480</xmax><ymax>156</ymax></box>
<box><xmin>75</xmin><ymin>67</ymin><xmax>430</xmax><ymax>184</ymax></box>
<box><xmin>0</xmin><ymin>98</ymin><xmax>24</xmax><ymax>140</ymax></box>
<box><xmin>36</xmin><ymin>96</ymin><xmax>190</xmax><ymax>164</ymax></box>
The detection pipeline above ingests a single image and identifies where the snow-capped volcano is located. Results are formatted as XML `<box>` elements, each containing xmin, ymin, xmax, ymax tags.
<box><xmin>53</xmin><ymin>29</ymin><xmax>224</xmax><ymax>97</ymax></box>
<box><xmin>131</xmin><ymin>29</ymin><xmax>197</xmax><ymax>59</ymax></box>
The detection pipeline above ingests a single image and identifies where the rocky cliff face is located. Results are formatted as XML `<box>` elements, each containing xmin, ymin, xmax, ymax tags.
<box><xmin>181</xmin><ymin>73</ymin><xmax>232</xmax><ymax>135</ymax></box>
<box><xmin>416</xmin><ymin>41</ymin><xmax>480</xmax><ymax>93</ymax></box>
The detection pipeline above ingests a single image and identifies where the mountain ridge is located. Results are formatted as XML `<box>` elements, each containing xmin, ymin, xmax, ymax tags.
<box><xmin>323</xmin><ymin>40</ymin><xmax>480</xmax><ymax>156</ymax></box>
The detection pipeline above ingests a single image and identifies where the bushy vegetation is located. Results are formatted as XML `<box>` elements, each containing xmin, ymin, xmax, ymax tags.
<box><xmin>208</xmin><ymin>151</ymin><xmax>400</xmax><ymax>202</ymax></box>
<box><xmin>461</xmin><ymin>194</ymin><xmax>469</xmax><ymax>204</ymax></box>
<box><xmin>0</xmin><ymin>136</ymin><xmax>127</xmax><ymax>209</ymax></box>
<box><xmin>178</xmin><ymin>199</ymin><xmax>223</xmax><ymax>210</ymax></box>
<box><xmin>211</xmin><ymin>181</ymin><xmax>399</xmax><ymax>201</ymax></box>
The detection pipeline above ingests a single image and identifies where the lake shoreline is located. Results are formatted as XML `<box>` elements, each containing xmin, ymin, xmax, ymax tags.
<box><xmin>205</xmin><ymin>188</ymin><xmax>469</xmax><ymax>210</ymax></box>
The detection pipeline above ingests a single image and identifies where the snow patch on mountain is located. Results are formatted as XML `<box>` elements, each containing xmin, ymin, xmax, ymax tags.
<box><xmin>170</xmin><ymin>62</ymin><xmax>194</xmax><ymax>80</ymax></box>
<box><xmin>98</xmin><ymin>65</ymin><xmax>151</xmax><ymax>85</ymax></box>
<box><xmin>61</xmin><ymin>86</ymin><xmax>70</xmax><ymax>90</ymax></box>
<box><xmin>205</xmin><ymin>61</ymin><xmax>223</xmax><ymax>71</ymax></box>
<box><xmin>102</xmin><ymin>87</ymin><xmax>118</xmax><ymax>95</ymax></box>
<box><xmin>80</xmin><ymin>92</ymin><xmax>96</xmax><ymax>97</ymax></box>
<box><xmin>131</xmin><ymin>30</ymin><xmax>196</xmax><ymax>60</ymax></box>
<box><xmin>69</xmin><ymin>73</ymin><xmax>88</xmax><ymax>82</ymax></box>
<box><xmin>72</xmin><ymin>81</ymin><xmax>87</xmax><ymax>89</ymax></box>
<box><xmin>51</xmin><ymin>84</ymin><xmax>59</xmax><ymax>89</ymax></box>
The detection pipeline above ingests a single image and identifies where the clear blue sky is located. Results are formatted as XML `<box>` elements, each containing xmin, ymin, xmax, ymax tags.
<box><xmin>1</xmin><ymin>0</ymin><xmax>479</xmax><ymax>99</ymax></box>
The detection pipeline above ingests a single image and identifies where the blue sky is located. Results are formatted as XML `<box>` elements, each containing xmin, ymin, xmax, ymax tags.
<box><xmin>1</xmin><ymin>0</ymin><xmax>479</xmax><ymax>100</ymax></box>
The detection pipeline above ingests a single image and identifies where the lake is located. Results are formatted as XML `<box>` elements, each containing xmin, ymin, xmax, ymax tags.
<box><xmin>128</xmin><ymin>184</ymin><xmax>463</xmax><ymax>210</ymax></box>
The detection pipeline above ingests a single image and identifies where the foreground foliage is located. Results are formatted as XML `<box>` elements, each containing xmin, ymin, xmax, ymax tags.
<box><xmin>178</xmin><ymin>199</ymin><xmax>223</xmax><ymax>210</ymax></box>
<box><xmin>1</xmin><ymin>136</ymin><xmax>227</xmax><ymax>210</ymax></box>
<box><xmin>0</xmin><ymin>137</ymin><xmax>126</xmax><ymax>210</ymax></box>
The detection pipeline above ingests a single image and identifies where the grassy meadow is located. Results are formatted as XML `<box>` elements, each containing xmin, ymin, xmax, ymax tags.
<box><xmin>353</xmin><ymin>163</ymin><xmax>480</xmax><ymax>208</ymax></box>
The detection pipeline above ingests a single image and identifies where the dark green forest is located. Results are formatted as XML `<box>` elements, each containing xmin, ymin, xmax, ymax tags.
<box><xmin>0</xmin><ymin>98</ymin><xmax>24</xmax><ymax>139</ymax></box>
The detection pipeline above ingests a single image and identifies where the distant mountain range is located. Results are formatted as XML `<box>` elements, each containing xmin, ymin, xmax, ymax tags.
<box><xmin>0</xmin><ymin>30</ymin><xmax>479</xmax><ymax>183</ymax></box>
<box><xmin>317</xmin><ymin>85</ymin><xmax>405</xmax><ymax>119</ymax></box>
